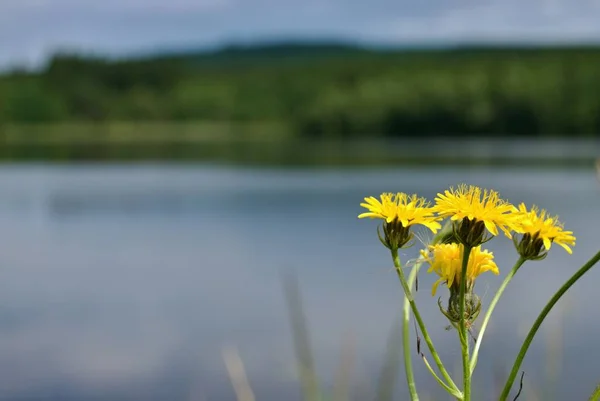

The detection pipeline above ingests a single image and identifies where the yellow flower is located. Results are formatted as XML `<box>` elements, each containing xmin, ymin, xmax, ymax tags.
<box><xmin>513</xmin><ymin>203</ymin><xmax>576</xmax><ymax>255</ymax></box>
<box><xmin>359</xmin><ymin>192</ymin><xmax>441</xmax><ymax>233</ymax></box>
<box><xmin>421</xmin><ymin>243</ymin><xmax>499</xmax><ymax>296</ymax></box>
<box><xmin>433</xmin><ymin>184</ymin><xmax>519</xmax><ymax>244</ymax></box>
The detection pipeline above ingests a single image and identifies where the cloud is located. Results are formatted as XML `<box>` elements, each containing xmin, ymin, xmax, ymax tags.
<box><xmin>1</xmin><ymin>0</ymin><xmax>600</xmax><ymax>70</ymax></box>
<box><xmin>3</xmin><ymin>0</ymin><xmax>230</xmax><ymax>13</ymax></box>
<box><xmin>0</xmin><ymin>0</ymin><xmax>232</xmax><ymax>69</ymax></box>
<box><xmin>368</xmin><ymin>0</ymin><xmax>600</xmax><ymax>43</ymax></box>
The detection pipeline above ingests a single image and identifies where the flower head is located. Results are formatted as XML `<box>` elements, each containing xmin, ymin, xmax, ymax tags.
<box><xmin>421</xmin><ymin>243</ymin><xmax>499</xmax><ymax>296</ymax></box>
<box><xmin>433</xmin><ymin>184</ymin><xmax>519</xmax><ymax>246</ymax></box>
<box><xmin>359</xmin><ymin>192</ymin><xmax>441</xmax><ymax>232</ymax></box>
<box><xmin>359</xmin><ymin>192</ymin><xmax>441</xmax><ymax>251</ymax></box>
<box><xmin>421</xmin><ymin>243</ymin><xmax>498</xmax><ymax>328</ymax></box>
<box><xmin>513</xmin><ymin>203</ymin><xmax>576</xmax><ymax>258</ymax></box>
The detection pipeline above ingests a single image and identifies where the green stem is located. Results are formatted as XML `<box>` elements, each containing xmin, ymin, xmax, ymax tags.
<box><xmin>421</xmin><ymin>354</ymin><xmax>464</xmax><ymax>399</ymax></box>
<box><xmin>392</xmin><ymin>249</ymin><xmax>460</xmax><ymax>394</ymax></box>
<box><xmin>402</xmin><ymin>258</ymin><xmax>422</xmax><ymax>400</ymax></box>
<box><xmin>588</xmin><ymin>382</ymin><xmax>600</xmax><ymax>401</ymax></box>
<box><xmin>499</xmin><ymin>249</ymin><xmax>600</xmax><ymax>401</ymax></box>
<box><xmin>459</xmin><ymin>245</ymin><xmax>473</xmax><ymax>401</ymax></box>
<box><xmin>470</xmin><ymin>257</ymin><xmax>526</xmax><ymax>375</ymax></box>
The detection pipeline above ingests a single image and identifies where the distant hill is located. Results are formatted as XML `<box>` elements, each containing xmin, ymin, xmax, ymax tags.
<box><xmin>40</xmin><ymin>39</ymin><xmax>600</xmax><ymax>70</ymax></box>
<box><xmin>203</xmin><ymin>41</ymin><xmax>372</xmax><ymax>58</ymax></box>
<box><xmin>139</xmin><ymin>40</ymin><xmax>377</xmax><ymax>67</ymax></box>
<box><xmin>118</xmin><ymin>39</ymin><xmax>600</xmax><ymax>69</ymax></box>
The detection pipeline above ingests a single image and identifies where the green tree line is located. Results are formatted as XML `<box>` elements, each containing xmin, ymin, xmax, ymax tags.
<box><xmin>2</xmin><ymin>44</ymin><xmax>600</xmax><ymax>137</ymax></box>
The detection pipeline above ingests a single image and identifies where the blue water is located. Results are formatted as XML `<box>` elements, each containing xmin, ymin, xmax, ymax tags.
<box><xmin>0</xmin><ymin>164</ymin><xmax>598</xmax><ymax>401</ymax></box>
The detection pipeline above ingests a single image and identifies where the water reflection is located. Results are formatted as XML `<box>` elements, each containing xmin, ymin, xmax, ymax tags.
<box><xmin>0</xmin><ymin>164</ymin><xmax>598</xmax><ymax>400</ymax></box>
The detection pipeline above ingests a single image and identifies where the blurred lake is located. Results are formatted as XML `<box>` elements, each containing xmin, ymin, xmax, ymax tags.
<box><xmin>1</xmin><ymin>132</ymin><xmax>599</xmax><ymax>167</ymax></box>
<box><xmin>0</xmin><ymin>162</ymin><xmax>598</xmax><ymax>401</ymax></box>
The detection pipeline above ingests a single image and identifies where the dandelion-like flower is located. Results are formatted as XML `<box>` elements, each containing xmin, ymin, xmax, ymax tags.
<box><xmin>421</xmin><ymin>243</ymin><xmax>499</xmax><ymax>328</ymax></box>
<box><xmin>359</xmin><ymin>192</ymin><xmax>441</xmax><ymax>231</ymax></box>
<box><xmin>421</xmin><ymin>243</ymin><xmax>499</xmax><ymax>296</ymax></box>
<box><xmin>512</xmin><ymin>203</ymin><xmax>576</xmax><ymax>259</ymax></box>
<box><xmin>359</xmin><ymin>192</ymin><xmax>441</xmax><ymax>250</ymax></box>
<box><xmin>433</xmin><ymin>184</ymin><xmax>520</xmax><ymax>246</ymax></box>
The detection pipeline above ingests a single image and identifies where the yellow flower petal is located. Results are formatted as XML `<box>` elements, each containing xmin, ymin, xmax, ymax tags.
<box><xmin>431</xmin><ymin>278</ymin><xmax>444</xmax><ymax>296</ymax></box>
<box><xmin>433</xmin><ymin>184</ymin><xmax>519</xmax><ymax>239</ymax></box>
<box><xmin>422</xmin><ymin>243</ymin><xmax>499</xmax><ymax>295</ymax></box>
<box><xmin>358</xmin><ymin>192</ymin><xmax>442</xmax><ymax>233</ymax></box>
<box><xmin>543</xmin><ymin>237</ymin><xmax>552</xmax><ymax>251</ymax></box>
<box><xmin>484</xmin><ymin>220</ymin><xmax>498</xmax><ymax>236</ymax></box>
<box><xmin>513</xmin><ymin>203</ymin><xmax>576</xmax><ymax>255</ymax></box>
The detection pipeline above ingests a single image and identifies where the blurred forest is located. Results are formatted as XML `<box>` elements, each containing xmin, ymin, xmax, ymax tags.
<box><xmin>2</xmin><ymin>43</ymin><xmax>600</xmax><ymax>138</ymax></box>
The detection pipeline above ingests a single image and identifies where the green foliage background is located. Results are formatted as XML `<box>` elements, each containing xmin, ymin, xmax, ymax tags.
<box><xmin>2</xmin><ymin>43</ymin><xmax>600</xmax><ymax>138</ymax></box>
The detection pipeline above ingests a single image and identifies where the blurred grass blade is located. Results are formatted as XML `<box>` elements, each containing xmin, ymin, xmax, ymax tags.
<box><xmin>283</xmin><ymin>271</ymin><xmax>321</xmax><ymax>401</ymax></box>
<box><xmin>375</xmin><ymin>319</ymin><xmax>403</xmax><ymax>401</ymax></box>
<box><xmin>332</xmin><ymin>333</ymin><xmax>355</xmax><ymax>401</ymax></box>
<box><xmin>222</xmin><ymin>346</ymin><xmax>256</xmax><ymax>401</ymax></box>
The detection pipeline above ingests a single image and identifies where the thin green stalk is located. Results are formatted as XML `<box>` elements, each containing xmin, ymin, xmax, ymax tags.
<box><xmin>470</xmin><ymin>257</ymin><xmax>526</xmax><ymax>375</ymax></box>
<box><xmin>588</xmin><ymin>382</ymin><xmax>600</xmax><ymax>401</ymax></box>
<box><xmin>499</xmin><ymin>249</ymin><xmax>600</xmax><ymax>401</ymax></box>
<box><xmin>458</xmin><ymin>245</ymin><xmax>473</xmax><ymax>401</ymax></box>
<box><xmin>392</xmin><ymin>249</ymin><xmax>460</xmax><ymax>395</ymax></box>
<box><xmin>402</xmin><ymin>258</ymin><xmax>422</xmax><ymax>400</ymax></box>
<box><xmin>421</xmin><ymin>354</ymin><xmax>464</xmax><ymax>399</ymax></box>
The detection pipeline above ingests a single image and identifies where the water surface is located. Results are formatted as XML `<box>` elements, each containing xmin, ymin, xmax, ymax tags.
<box><xmin>0</xmin><ymin>164</ymin><xmax>598</xmax><ymax>400</ymax></box>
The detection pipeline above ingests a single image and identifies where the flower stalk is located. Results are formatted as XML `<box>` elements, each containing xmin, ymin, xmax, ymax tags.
<box><xmin>499</xmin><ymin>250</ymin><xmax>600</xmax><ymax>401</ymax></box>
<box><xmin>588</xmin><ymin>382</ymin><xmax>600</xmax><ymax>401</ymax></box>
<box><xmin>392</xmin><ymin>249</ymin><xmax>461</xmax><ymax>396</ymax></box>
<box><xmin>458</xmin><ymin>244</ymin><xmax>473</xmax><ymax>401</ymax></box>
<box><xmin>470</xmin><ymin>257</ymin><xmax>526</xmax><ymax>375</ymax></box>
<box><xmin>402</xmin><ymin>254</ymin><xmax>421</xmax><ymax>400</ymax></box>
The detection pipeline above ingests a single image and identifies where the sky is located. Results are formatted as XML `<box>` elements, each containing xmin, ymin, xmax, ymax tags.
<box><xmin>2</xmin><ymin>0</ymin><xmax>600</xmax><ymax>70</ymax></box>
